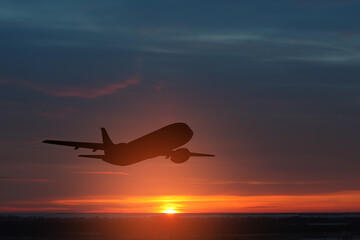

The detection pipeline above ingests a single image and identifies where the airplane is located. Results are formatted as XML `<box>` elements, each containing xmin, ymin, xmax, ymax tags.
<box><xmin>43</xmin><ymin>122</ymin><xmax>214</xmax><ymax>166</ymax></box>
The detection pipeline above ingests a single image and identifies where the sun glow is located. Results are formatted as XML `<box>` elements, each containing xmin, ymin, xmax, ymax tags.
<box><xmin>158</xmin><ymin>201</ymin><xmax>182</xmax><ymax>214</ymax></box>
<box><xmin>163</xmin><ymin>209</ymin><xmax>178</xmax><ymax>214</ymax></box>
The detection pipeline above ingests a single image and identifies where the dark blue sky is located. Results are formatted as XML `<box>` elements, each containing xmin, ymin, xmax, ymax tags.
<box><xmin>1</xmin><ymin>0</ymin><xmax>360</xmax><ymax>212</ymax></box>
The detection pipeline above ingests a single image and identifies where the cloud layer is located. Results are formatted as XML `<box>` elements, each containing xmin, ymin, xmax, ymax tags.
<box><xmin>0</xmin><ymin>75</ymin><xmax>141</xmax><ymax>98</ymax></box>
<box><xmin>2</xmin><ymin>191</ymin><xmax>360</xmax><ymax>213</ymax></box>
<box><xmin>70</xmin><ymin>172</ymin><xmax>129</xmax><ymax>175</ymax></box>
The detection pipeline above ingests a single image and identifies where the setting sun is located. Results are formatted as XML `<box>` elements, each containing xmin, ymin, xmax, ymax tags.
<box><xmin>163</xmin><ymin>209</ymin><xmax>179</xmax><ymax>214</ymax></box>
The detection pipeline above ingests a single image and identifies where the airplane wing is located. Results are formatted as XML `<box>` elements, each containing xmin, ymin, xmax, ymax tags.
<box><xmin>190</xmin><ymin>152</ymin><xmax>215</xmax><ymax>157</ymax></box>
<box><xmin>43</xmin><ymin>140</ymin><xmax>104</xmax><ymax>151</ymax></box>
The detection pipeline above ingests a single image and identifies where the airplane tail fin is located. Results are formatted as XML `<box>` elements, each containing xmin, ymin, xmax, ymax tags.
<box><xmin>101</xmin><ymin>128</ymin><xmax>113</xmax><ymax>146</ymax></box>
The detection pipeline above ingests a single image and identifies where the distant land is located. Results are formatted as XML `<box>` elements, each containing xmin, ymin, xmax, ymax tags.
<box><xmin>1</xmin><ymin>213</ymin><xmax>360</xmax><ymax>240</ymax></box>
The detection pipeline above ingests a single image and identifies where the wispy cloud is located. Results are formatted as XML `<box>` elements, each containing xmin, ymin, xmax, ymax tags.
<box><xmin>0</xmin><ymin>178</ymin><xmax>51</xmax><ymax>182</ymax></box>
<box><xmin>187</xmin><ymin>178</ymin><xmax>336</xmax><ymax>185</ymax></box>
<box><xmin>0</xmin><ymin>75</ymin><xmax>141</xmax><ymax>99</ymax></box>
<box><xmin>3</xmin><ymin>191</ymin><xmax>360</xmax><ymax>213</ymax></box>
<box><xmin>70</xmin><ymin>172</ymin><xmax>129</xmax><ymax>175</ymax></box>
<box><xmin>0</xmin><ymin>207</ymin><xmax>68</xmax><ymax>212</ymax></box>
<box><xmin>175</xmin><ymin>30</ymin><xmax>360</xmax><ymax>64</ymax></box>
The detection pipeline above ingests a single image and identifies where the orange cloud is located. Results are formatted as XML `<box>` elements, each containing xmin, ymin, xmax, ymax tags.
<box><xmin>70</xmin><ymin>172</ymin><xmax>129</xmax><ymax>175</ymax></box>
<box><xmin>188</xmin><ymin>178</ymin><xmax>335</xmax><ymax>185</ymax></box>
<box><xmin>0</xmin><ymin>207</ymin><xmax>69</xmax><ymax>212</ymax></box>
<box><xmin>0</xmin><ymin>75</ymin><xmax>141</xmax><ymax>98</ymax></box>
<box><xmin>3</xmin><ymin>191</ymin><xmax>360</xmax><ymax>213</ymax></box>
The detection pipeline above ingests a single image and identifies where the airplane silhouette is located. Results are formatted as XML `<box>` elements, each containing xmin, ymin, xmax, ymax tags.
<box><xmin>43</xmin><ymin>123</ymin><xmax>214</xmax><ymax>166</ymax></box>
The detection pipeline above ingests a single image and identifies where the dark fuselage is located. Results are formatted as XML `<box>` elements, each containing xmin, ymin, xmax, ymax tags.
<box><xmin>103</xmin><ymin>123</ymin><xmax>193</xmax><ymax>166</ymax></box>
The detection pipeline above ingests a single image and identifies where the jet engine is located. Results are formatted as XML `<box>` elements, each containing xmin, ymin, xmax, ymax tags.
<box><xmin>170</xmin><ymin>148</ymin><xmax>190</xmax><ymax>163</ymax></box>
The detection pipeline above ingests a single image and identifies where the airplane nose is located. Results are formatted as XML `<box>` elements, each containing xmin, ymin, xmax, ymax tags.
<box><xmin>173</xmin><ymin>122</ymin><xmax>193</xmax><ymax>141</ymax></box>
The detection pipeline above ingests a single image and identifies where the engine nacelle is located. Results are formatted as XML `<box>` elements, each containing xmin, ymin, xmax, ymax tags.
<box><xmin>170</xmin><ymin>148</ymin><xmax>190</xmax><ymax>163</ymax></box>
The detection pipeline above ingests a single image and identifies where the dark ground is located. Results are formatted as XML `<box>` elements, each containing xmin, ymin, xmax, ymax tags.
<box><xmin>0</xmin><ymin>213</ymin><xmax>360</xmax><ymax>240</ymax></box>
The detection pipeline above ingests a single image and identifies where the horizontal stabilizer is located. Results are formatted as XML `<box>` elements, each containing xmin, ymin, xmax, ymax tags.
<box><xmin>78</xmin><ymin>155</ymin><xmax>104</xmax><ymax>159</ymax></box>
<box><xmin>190</xmin><ymin>152</ymin><xmax>215</xmax><ymax>157</ymax></box>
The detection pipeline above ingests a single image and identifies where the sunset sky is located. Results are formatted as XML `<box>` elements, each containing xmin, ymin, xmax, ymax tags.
<box><xmin>1</xmin><ymin>0</ymin><xmax>360</xmax><ymax>213</ymax></box>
